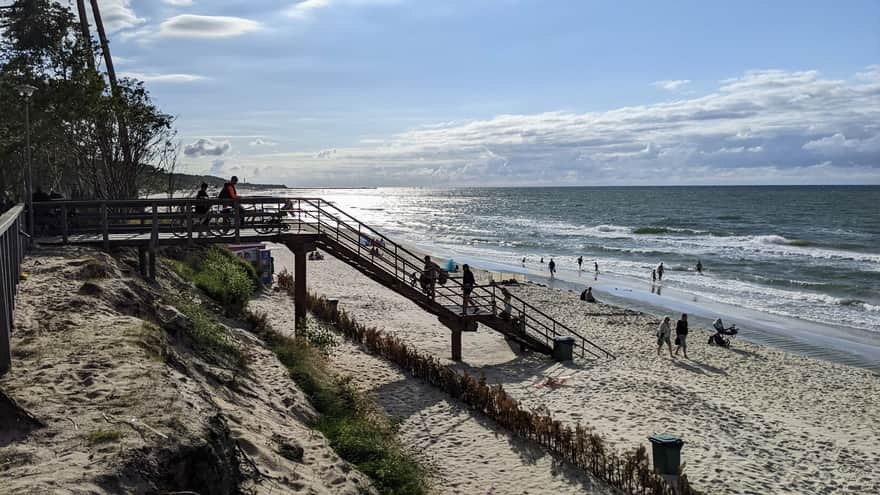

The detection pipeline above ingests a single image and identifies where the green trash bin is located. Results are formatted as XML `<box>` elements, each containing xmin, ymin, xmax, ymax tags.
<box><xmin>648</xmin><ymin>435</ymin><xmax>684</xmax><ymax>475</ymax></box>
<box><xmin>553</xmin><ymin>336</ymin><xmax>575</xmax><ymax>362</ymax></box>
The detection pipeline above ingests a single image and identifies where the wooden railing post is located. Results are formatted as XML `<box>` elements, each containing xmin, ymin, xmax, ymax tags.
<box><xmin>61</xmin><ymin>205</ymin><xmax>68</xmax><ymax>243</ymax></box>
<box><xmin>101</xmin><ymin>202</ymin><xmax>109</xmax><ymax>251</ymax></box>
<box><xmin>234</xmin><ymin>199</ymin><xmax>241</xmax><ymax>243</ymax></box>
<box><xmin>186</xmin><ymin>202</ymin><xmax>193</xmax><ymax>244</ymax></box>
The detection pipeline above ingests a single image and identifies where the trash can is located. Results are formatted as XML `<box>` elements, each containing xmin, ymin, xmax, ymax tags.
<box><xmin>648</xmin><ymin>435</ymin><xmax>684</xmax><ymax>475</ymax></box>
<box><xmin>553</xmin><ymin>336</ymin><xmax>575</xmax><ymax>362</ymax></box>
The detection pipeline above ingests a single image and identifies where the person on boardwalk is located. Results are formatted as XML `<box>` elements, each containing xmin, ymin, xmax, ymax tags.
<box><xmin>548</xmin><ymin>258</ymin><xmax>556</xmax><ymax>277</ymax></box>
<box><xmin>218</xmin><ymin>176</ymin><xmax>240</xmax><ymax>200</ymax></box>
<box><xmin>674</xmin><ymin>313</ymin><xmax>689</xmax><ymax>358</ymax></box>
<box><xmin>499</xmin><ymin>286</ymin><xmax>513</xmax><ymax>318</ymax></box>
<box><xmin>577</xmin><ymin>256</ymin><xmax>583</xmax><ymax>271</ymax></box>
<box><xmin>696</xmin><ymin>260</ymin><xmax>703</xmax><ymax>274</ymax></box>
<box><xmin>657</xmin><ymin>262</ymin><xmax>665</xmax><ymax>281</ymax></box>
<box><xmin>194</xmin><ymin>182</ymin><xmax>210</xmax><ymax>238</ymax></box>
<box><xmin>657</xmin><ymin>316</ymin><xmax>674</xmax><ymax>357</ymax></box>
<box><xmin>461</xmin><ymin>264</ymin><xmax>476</xmax><ymax>315</ymax></box>
<box><xmin>420</xmin><ymin>255</ymin><xmax>438</xmax><ymax>299</ymax></box>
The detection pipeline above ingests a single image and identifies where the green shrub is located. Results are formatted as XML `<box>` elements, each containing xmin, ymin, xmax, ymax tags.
<box><xmin>253</xmin><ymin>318</ymin><xmax>429</xmax><ymax>495</ymax></box>
<box><xmin>170</xmin><ymin>246</ymin><xmax>259</xmax><ymax>314</ymax></box>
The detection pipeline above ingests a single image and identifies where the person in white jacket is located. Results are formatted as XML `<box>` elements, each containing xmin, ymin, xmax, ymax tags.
<box><xmin>656</xmin><ymin>316</ymin><xmax>674</xmax><ymax>357</ymax></box>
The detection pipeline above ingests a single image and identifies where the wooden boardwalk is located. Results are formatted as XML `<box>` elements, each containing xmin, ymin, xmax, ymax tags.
<box><xmin>23</xmin><ymin>196</ymin><xmax>615</xmax><ymax>363</ymax></box>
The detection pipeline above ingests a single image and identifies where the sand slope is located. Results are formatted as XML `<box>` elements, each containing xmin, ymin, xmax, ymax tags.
<box><xmin>1</xmin><ymin>247</ymin><xmax>375</xmax><ymax>494</ymax></box>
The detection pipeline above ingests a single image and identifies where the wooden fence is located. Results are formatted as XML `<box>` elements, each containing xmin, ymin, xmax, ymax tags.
<box><xmin>1</xmin><ymin>205</ymin><xmax>27</xmax><ymax>375</ymax></box>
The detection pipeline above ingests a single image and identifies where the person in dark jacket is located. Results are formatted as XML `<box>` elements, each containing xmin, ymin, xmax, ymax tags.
<box><xmin>674</xmin><ymin>313</ymin><xmax>689</xmax><ymax>358</ymax></box>
<box><xmin>461</xmin><ymin>264</ymin><xmax>476</xmax><ymax>315</ymax></box>
<box><xmin>195</xmin><ymin>182</ymin><xmax>210</xmax><ymax>237</ymax></box>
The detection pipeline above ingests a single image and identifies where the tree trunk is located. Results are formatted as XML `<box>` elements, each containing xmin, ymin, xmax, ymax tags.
<box><xmin>75</xmin><ymin>0</ymin><xmax>95</xmax><ymax>71</ymax></box>
<box><xmin>89</xmin><ymin>0</ymin><xmax>133</xmax><ymax>179</ymax></box>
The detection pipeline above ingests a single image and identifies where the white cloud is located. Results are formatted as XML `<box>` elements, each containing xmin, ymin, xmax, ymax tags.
<box><xmin>187</xmin><ymin>67</ymin><xmax>880</xmax><ymax>186</ymax></box>
<box><xmin>285</xmin><ymin>0</ymin><xmax>400</xmax><ymax>19</ymax></box>
<box><xmin>803</xmin><ymin>133</ymin><xmax>880</xmax><ymax>154</ymax></box>
<box><xmin>120</xmin><ymin>72</ymin><xmax>206</xmax><ymax>83</ymax></box>
<box><xmin>651</xmin><ymin>79</ymin><xmax>691</xmax><ymax>91</ymax></box>
<box><xmin>162</xmin><ymin>0</ymin><xmax>195</xmax><ymax>5</ymax></box>
<box><xmin>158</xmin><ymin>15</ymin><xmax>262</xmax><ymax>38</ymax></box>
<box><xmin>184</xmin><ymin>138</ymin><xmax>231</xmax><ymax>157</ymax></box>
<box><xmin>249</xmin><ymin>138</ymin><xmax>278</xmax><ymax>146</ymax></box>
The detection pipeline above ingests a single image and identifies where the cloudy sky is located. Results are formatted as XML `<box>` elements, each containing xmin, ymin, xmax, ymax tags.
<box><xmin>78</xmin><ymin>0</ymin><xmax>879</xmax><ymax>186</ymax></box>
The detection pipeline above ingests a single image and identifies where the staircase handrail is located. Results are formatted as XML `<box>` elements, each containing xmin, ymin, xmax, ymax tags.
<box><xmin>295</xmin><ymin>198</ymin><xmax>615</xmax><ymax>360</ymax></box>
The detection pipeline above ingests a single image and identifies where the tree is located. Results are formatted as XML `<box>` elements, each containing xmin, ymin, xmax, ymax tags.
<box><xmin>0</xmin><ymin>0</ymin><xmax>176</xmax><ymax>200</ymax></box>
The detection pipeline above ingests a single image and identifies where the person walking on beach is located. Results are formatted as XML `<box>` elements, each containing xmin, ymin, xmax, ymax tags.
<box><xmin>657</xmin><ymin>262</ymin><xmax>665</xmax><ymax>281</ymax></box>
<box><xmin>548</xmin><ymin>258</ymin><xmax>556</xmax><ymax>278</ymax></box>
<box><xmin>674</xmin><ymin>313</ymin><xmax>689</xmax><ymax>358</ymax></box>
<box><xmin>696</xmin><ymin>260</ymin><xmax>703</xmax><ymax>274</ymax></box>
<box><xmin>577</xmin><ymin>256</ymin><xmax>583</xmax><ymax>271</ymax></box>
<box><xmin>657</xmin><ymin>316</ymin><xmax>674</xmax><ymax>357</ymax></box>
<box><xmin>461</xmin><ymin>264</ymin><xmax>476</xmax><ymax>315</ymax></box>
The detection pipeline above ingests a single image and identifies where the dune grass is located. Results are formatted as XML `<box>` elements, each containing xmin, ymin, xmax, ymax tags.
<box><xmin>173</xmin><ymin>297</ymin><xmax>247</xmax><ymax>369</ymax></box>
<box><xmin>250</xmin><ymin>315</ymin><xmax>429</xmax><ymax>495</ymax></box>
<box><xmin>85</xmin><ymin>429</ymin><xmax>123</xmax><ymax>445</ymax></box>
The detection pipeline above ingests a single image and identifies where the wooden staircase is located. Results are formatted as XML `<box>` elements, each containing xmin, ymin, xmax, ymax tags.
<box><xmin>293</xmin><ymin>199</ymin><xmax>615</xmax><ymax>361</ymax></box>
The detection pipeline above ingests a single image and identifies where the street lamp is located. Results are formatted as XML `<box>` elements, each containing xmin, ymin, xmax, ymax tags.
<box><xmin>16</xmin><ymin>84</ymin><xmax>37</xmax><ymax>243</ymax></box>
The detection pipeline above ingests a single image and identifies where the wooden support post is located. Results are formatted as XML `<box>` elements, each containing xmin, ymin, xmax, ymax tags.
<box><xmin>294</xmin><ymin>246</ymin><xmax>307</xmax><ymax>332</ymax></box>
<box><xmin>138</xmin><ymin>246</ymin><xmax>147</xmax><ymax>277</ymax></box>
<box><xmin>1</xmin><ymin>233</ymin><xmax>11</xmax><ymax>375</ymax></box>
<box><xmin>101</xmin><ymin>202</ymin><xmax>109</xmax><ymax>251</ymax></box>
<box><xmin>148</xmin><ymin>249</ymin><xmax>156</xmax><ymax>281</ymax></box>
<box><xmin>451</xmin><ymin>329</ymin><xmax>462</xmax><ymax>361</ymax></box>
<box><xmin>61</xmin><ymin>205</ymin><xmax>68</xmax><ymax>243</ymax></box>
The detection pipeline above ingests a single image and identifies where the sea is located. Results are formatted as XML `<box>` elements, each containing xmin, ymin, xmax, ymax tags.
<box><xmin>258</xmin><ymin>186</ymin><xmax>880</xmax><ymax>371</ymax></box>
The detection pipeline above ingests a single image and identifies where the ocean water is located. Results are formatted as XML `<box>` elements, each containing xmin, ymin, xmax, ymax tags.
<box><xmin>270</xmin><ymin>186</ymin><xmax>880</xmax><ymax>355</ymax></box>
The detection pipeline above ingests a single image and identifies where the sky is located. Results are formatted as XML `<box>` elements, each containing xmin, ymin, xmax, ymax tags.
<box><xmin>71</xmin><ymin>1</ymin><xmax>880</xmax><ymax>186</ymax></box>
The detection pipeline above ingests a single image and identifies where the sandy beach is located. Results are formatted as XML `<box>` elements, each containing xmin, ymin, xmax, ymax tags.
<box><xmin>274</xmin><ymin>245</ymin><xmax>880</xmax><ymax>494</ymax></box>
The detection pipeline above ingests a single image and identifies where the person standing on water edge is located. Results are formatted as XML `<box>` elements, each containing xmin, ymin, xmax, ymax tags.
<box><xmin>652</xmin><ymin>269</ymin><xmax>657</xmax><ymax>283</ymax></box>
<box><xmin>674</xmin><ymin>313</ymin><xmax>689</xmax><ymax>358</ymax></box>
<box><xmin>657</xmin><ymin>316</ymin><xmax>674</xmax><ymax>357</ymax></box>
<box><xmin>696</xmin><ymin>260</ymin><xmax>703</xmax><ymax>274</ymax></box>
<box><xmin>594</xmin><ymin>261</ymin><xmax>599</xmax><ymax>273</ymax></box>
<box><xmin>577</xmin><ymin>256</ymin><xmax>583</xmax><ymax>271</ymax></box>
<box><xmin>548</xmin><ymin>258</ymin><xmax>556</xmax><ymax>278</ymax></box>
<box><xmin>657</xmin><ymin>262</ymin><xmax>665</xmax><ymax>281</ymax></box>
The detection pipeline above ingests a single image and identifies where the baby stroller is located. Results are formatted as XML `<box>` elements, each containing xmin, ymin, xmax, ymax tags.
<box><xmin>708</xmin><ymin>318</ymin><xmax>738</xmax><ymax>348</ymax></box>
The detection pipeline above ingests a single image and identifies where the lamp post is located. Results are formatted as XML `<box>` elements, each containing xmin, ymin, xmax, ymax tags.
<box><xmin>16</xmin><ymin>84</ymin><xmax>37</xmax><ymax>243</ymax></box>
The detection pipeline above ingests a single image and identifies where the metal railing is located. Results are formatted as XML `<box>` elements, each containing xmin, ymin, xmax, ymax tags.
<box><xmin>294</xmin><ymin>198</ymin><xmax>615</xmax><ymax>360</ymax></box>
<box><xmin>1</xmin><ymin>205</ymin><xmax>27</xmax><ymax>375</ymax></box>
